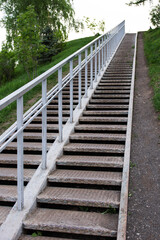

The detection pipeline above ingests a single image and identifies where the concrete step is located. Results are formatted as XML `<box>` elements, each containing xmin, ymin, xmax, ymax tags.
<box><xmin>96</xmin><ymin>86</ymin><xmax>130</xmax><ymax>90</ymax></box>
<box><xmin>32</xmin><ymin>117</ymin><xmax>68</xmax><ymax>124</ymax></box>
<box><xmin>94</xmin><ymin>90</ymin><xmax>130</xmax><ymax>94</ymax></box>
<box><xmin>0</xmin><ymin>167</ymin><xmax>35</xmax><ymax>181</ymax></box>
<box><xmin>92</xmin><ymin>94</ymin><xmax>129</xmax><ymax>99</ymax></box>
<box><xmin>86</xmin><ymin>105</ymin><xmax>128</xmax><ymax>110</ymax></box>
<box><xmin>0</xmin><ymin>185</ymin><xmax>17</xmax><ymax>202</ymax></box>
<box><xmin>48</xmin><ymin>169</ymin><xmax>122</xmax><ymax>186</ymax></box>
<box><xmin>25</xmin><ymin>124</ymin><xmax>59</xmax><ymax>132</ymax></box>
<box><xmin>23</xmin><ymin>208</ymin><xmax>118</xmax><ymax>237</ymax></box>
<box><xmin>89</xmin><ymin>99</ymin><xmax>129</xmax><ymax>104</ymax></box>
<box><xmin>23</xmin><ymin>132</ymin><xmax>57</xmax><ymax>141</ymax></box>
<box><xmin>3</xmin><ymin>142</ymin><xmax>52</xmax><ymax>152</ymax></box>
<box><xmin>75</xmin><ymin>124</ymin><xmax>127</xmax><ymax>133</ymax></box>
<box><xmin>79</xmin><ymin>116</ymin><xmax>127</xmax><ymax>123</ymax></box>
<box><xmin>47</xmin><ymin>105</ymin><xmax>77</xmax><ymax>110</ymax></box>
<box><xmin>100</xmin><ymin>78</ymin><xmax>131</xmax><ymax>81</ymax></box>
<box><xmin>56</xmin><ymin>155</ymin><xmax>124</xmax><ymax>168</ymax></box>
<box><xmin>48</xmin><ymin>100</ymin><xmax>78</xmax><ymax>105</ymax></box>
<box><xmin>83</xmin><ymin>110</ymin><xmax>128</xmax><ymax>116</ymax></box>
<box><xmin>69</xmin><ymin>133</ymin><xmax>126</xmax><ymax>142</ymax></box>
<box><xmin>0</xmin><ymin>206</ymin><xmax>12</xmax><ymax>225</ymax></box>
<box><xmin>0</xmin><ymin>154</ymin><xmax>41</xmax><ymax>166</ymax></box>
<box><xmin>20</xmin><ymin>236</ymin><xmax>72</xmax><ymax>240</ymax></box>
<box><xmin>63</xmin><ymin>143</ymin><xmax>125</xmax><ymax>154</ymax></box>
<box><xmin>42</xmin><ymin>110</ymin><xmax>70</xmax><ymax>116</ymax></box>
<box><xmin>98</xmin><ymin>83</ymin><xmax>131</xmax><ymax>86</ymax></box>
<box><xmin>37</xmin><ymin>187</ymin><xmax>120</xmax><ymax>208</ymax></box>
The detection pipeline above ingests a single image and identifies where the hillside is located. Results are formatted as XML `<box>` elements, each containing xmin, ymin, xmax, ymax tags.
<box><xmin>0</xmin><ymin>36</ymin><xmax>95</xmax><ymax>133</ymax></box>
<box><xmin>144</xmin><ymin>28</ymin><xmax>160</xmax><ymax>116</ymax></box>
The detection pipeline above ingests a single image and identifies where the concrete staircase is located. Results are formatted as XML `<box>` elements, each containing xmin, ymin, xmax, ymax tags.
<box><xmin>0</xmin><ymin>34</ymin><xmax>135</xmax><ymax>239</ymax></box>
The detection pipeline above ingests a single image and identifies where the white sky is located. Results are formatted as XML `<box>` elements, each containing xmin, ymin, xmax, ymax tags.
<box><xmin>0</xmin><ymin>0</ymin><xmax>159</xmax><ymax>46</ymax></box>
<box><xmin>69</xmin><ymin>0</ymin><xmax>159</xmax><ymax>40</ymax></box>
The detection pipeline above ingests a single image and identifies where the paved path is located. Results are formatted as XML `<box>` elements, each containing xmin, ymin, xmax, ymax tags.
<box><xmin>127</xmin><ymin>32</ymin><xmax>160</xmax><ymax>240</ymax></box>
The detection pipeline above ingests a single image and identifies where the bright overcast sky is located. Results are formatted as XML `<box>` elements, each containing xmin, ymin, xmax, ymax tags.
<box><xmin>69</xmin><ymin>0</ymin><xmax>159</xmax><ymax>40</ymax></box>
<box><xmin>0</xmin><ymin>0</ymin><xmax>159</xmax><ymax>46</ymax></box>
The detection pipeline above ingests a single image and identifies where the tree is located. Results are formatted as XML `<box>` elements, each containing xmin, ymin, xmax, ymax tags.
<box><xmin>0</xmin><ymin>0</ymin><xmax>78</xmax><ymax>46</ymax></box>
<box><xmin>0</xmin><ymin>44</ymin><xmax>15</xmax><ymax>85</ymax></box>
<box><xmin>83</xmin><ymin>17</ymin><xmax>106</xmax><ymax>35</ymax></box>
<box><xmin>128</xmin><ymin>0</ymin><xmax>152</xmax><ymax>5</ymax></box>
<box><xmin>14</xmin><ymin>6</ymin><xmax>45</xmax><ymax>80</ymax></box>
<box><xmin>39</xmin><ymin>26</ymin><xmax>65</xmax><ymax>63</ymax></box>
<box><xmin>150</xmin><ymin>2</ymin><xmax>160</xmax><ymax>27</ymax></box>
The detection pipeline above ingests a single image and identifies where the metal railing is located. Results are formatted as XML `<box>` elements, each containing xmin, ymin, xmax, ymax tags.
<box><xmin>0</xmin><ymin>21</ymin><xmax>125</xmax><ymax>210</ymax></box>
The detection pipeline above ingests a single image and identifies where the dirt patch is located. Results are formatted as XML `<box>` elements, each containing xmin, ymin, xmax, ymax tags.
<box><xmin>127</xmin><ymin>32</ymin><xmax>160</xmax><ymax>240</ymax></box>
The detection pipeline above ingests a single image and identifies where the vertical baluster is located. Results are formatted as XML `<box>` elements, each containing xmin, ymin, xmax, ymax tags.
<box><xmin>58</xmin><ymin>68</ymin><xmax>63</xmax><ymax>142</ymax></box>
<box><xmin>42</xmin><ymin>79</ymin><xmax>47</xmax><ymax>170</ymax></box>
<box><xmin>107</xmin><ymin>35</ymin><xmax>109</xmax><ymax>63</ymax></box>
<box><xmin>17</xmin><ymin>96</ymin><xmax>24</xmax><ymax>211</ymax></box>
<box><xmin>102</xmin><ymin>36</ymin><xmax>104</xmax><ymax>70</ymax></box>
<box><xmin>95</xmin><ymin>41</ymin><xmax>97</xmax><ymax>82</ymax></box>
<box><xmin>78</xmin><ymin>54</ymin><xmax>82</xmax><ymax>109</ymax></box>
<box><xmin>104</xmin><ymin>35</ymin><xmax>107</xmax><ymax>66</ymax></box>
<box><xmin>90</xmin><ymin>44</ymin><xmax>93</xmax><ymax>89</ymax></box>
<box><xmin>98</xmin><ymin>39</ymin><xmax>101</xmax><ymax>75</ymax></box>
<box><xmin>70</xmin><ymin>59</ymin><xmax>73</xmax><ymax>123</ymax></box>
<box><xmin>85</xmin><ymin>49</ymin><xmax>88</xmax><ymax>98</ymax></box>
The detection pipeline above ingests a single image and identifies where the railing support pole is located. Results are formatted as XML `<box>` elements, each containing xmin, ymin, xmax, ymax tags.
<box><xmin>42</xmin><ymin>79</ymin><xmax>47</xmax><ymax>170</ymax></box>
<box><xmin>95</xmin><ymin>41</ymin><xmax>97</xmax><ymax>82</ymax></box>
<box><xmin>58</xmin><ymin>68</ymin><xmax>63</xmax><ymax>142</ymax></box>
<box><xmin>17</xmin><ymin>96</ymin><xmax>24</xmax><ymax>211</ymax></box>
<box><xmin>90</xmin><ymin>44</ymin><xmax>93</xmax><ymax>89</ymax></box>
<box><xmin>70</xmin><ymin>60</ymin><xmax>73</xmax><ymax>123</ymax></box>
<box><xmin>98</xmin><ymin>39</ymin><xmax>101</xmax><ymax>75</ymax></box>
<box><xmin>85</xmin><ymin>49</ymin><xmax>88</xmax><ymax>98</ymax></box>
<box><xmin>104</xmin><ymin>35</ymin><xmax>107</xmax><ymax>66</ymax></box>
<box><xmin>78</xmin><ymin>54</ymin><xmax>82</xmax><ymax>109</ymax></box>
<box><xmin>102</xmin><ymin>37</ymin><xmax>104</xmax><ymax>70</ymax></box>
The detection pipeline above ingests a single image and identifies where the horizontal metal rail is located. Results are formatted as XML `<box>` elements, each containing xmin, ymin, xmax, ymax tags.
<box><xmin>0</xmin><ymin>20</ymin><xmax>125</xmax><ymax>210</ymax></box>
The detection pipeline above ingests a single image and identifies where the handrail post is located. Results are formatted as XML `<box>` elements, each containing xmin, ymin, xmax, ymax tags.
<box><xmin>107</xmin><ymin>35</ymin><xmax>109</xmax><ymax>62</ymax></box>
<box><xmin>90</xmin><ymin>44</ymin><xmax>93</xmax><ymax>89</ymax></box>
<box><xmin>102</xmin><ymin>36</ymin><xmax>104</xmax><ymax>70</ymax></box>
<box><xmin>58</xmin><ymin>67</ymin><xmax>63</xmax><ymax>142</ymax></box>
<box><xmin>70</xmin><ymin>59</ymin><xmax>73</xmax><ymax>123</ymax></box>
<box><xmin>94</xmin><ymin>41</ymin><xmax>97</xmax><ymax>82</ymax></box>
<box><xmin>85</xmin><ymin>49</ymin><xmax>88</xmax><ymax>98</ymax></box>
<box><xmin>98</xmin><ymin>39</ymin><xmax>101</xmax><ymax>75</ymax></box>
<box><xmin>17</xmin><ymin>96</ymin><xmax>24</xmax><ymax>211</ymax></box>
<box><xmin>42</xmin><ymin>79</ymin><xmax>47</xmax><ymax>170</ymax></box>
<box><xmin>104</xmin><ymin>35</ymin><xmax>107</xmax><ymax>66</ymax></box>
<box><xmin>78</xmin><ymin>54</ymin><xmax>82</xmax><ymax>109</ymax></box>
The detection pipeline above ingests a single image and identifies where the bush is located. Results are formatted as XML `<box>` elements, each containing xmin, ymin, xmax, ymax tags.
<box><xmin>0</xmin><ymin>47</ymin><xmax>15</xmax><ymax>85</ymax></box>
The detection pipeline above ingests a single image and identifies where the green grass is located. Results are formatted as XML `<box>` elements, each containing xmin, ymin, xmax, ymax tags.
<box><xmin>144</xmin><ymin>28</ymin><xmax>160</xmax><ymax>116</ymax></box>
<box><xmin>0</xmin><ymin>36</ymin><xmax>96</xmax><ymax>133</ymax></box>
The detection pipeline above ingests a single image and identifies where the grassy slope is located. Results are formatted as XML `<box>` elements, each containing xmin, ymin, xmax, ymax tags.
<box><xmin>144</xmin><ymin>28</ymin><xmax>160</xmax><ymax>116</ymax></box>
<box><xmin>0</xmin><ymin>36</ymin><xmax>95</xmax><ymax>132</ymax></box>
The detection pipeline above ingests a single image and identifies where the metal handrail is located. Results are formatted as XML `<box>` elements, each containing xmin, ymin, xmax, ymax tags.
<box><xmin>0</xmin><ymin>20</ymin><xmax>125</xmax><ymax>210</ymax></box>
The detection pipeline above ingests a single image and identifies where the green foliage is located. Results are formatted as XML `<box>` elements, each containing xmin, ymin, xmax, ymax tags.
<box><xmin>128</xmin><ymin>0</ymin><xmax>152</xmax><ymax>6</ymax></box>
<box><xmin>14</xmin><ymin>5</ymin><xmax>45</xmax><ymax>80</ymax></box>
<box><xmin>83</xmin><ymin>17</ymin><xmax>105</xmax><ymax>35</ymax></box>
<box><xmin>0</xmin><ymin>45</ymin><xmax>15</xmax><ymax>85</ymax></box>
<box><xmin>144</xmin><ymin>28</ymin><xmax>160</xmax><ymax>113</ymax></box>
<box><xmin>0</xmin><ymin>35</ymin><xmax>95</xmax><ymax>132</ymax></box>
<box><xmin>39</xmin><ymin>26</ymin><xmax>64</xmax><ymax>63</ymax></box>
<box><xmin>32</xmin><ymin>231</ymin><xmax>42</xmax><ymax>237</ymax></box>
<box><xmin>0</xmin><ymin>0</ymin><xmax>77</xmax><ymax>44</ymax></box>
<box><xmin>102</xmin><ymin>206</ymin><xmax>117</xmax><ymax>214</ymax></box>
<box><xmin>150</xmin><ymin>2</ymin><xmax>160</xmax><ymax>27</ymax></box>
